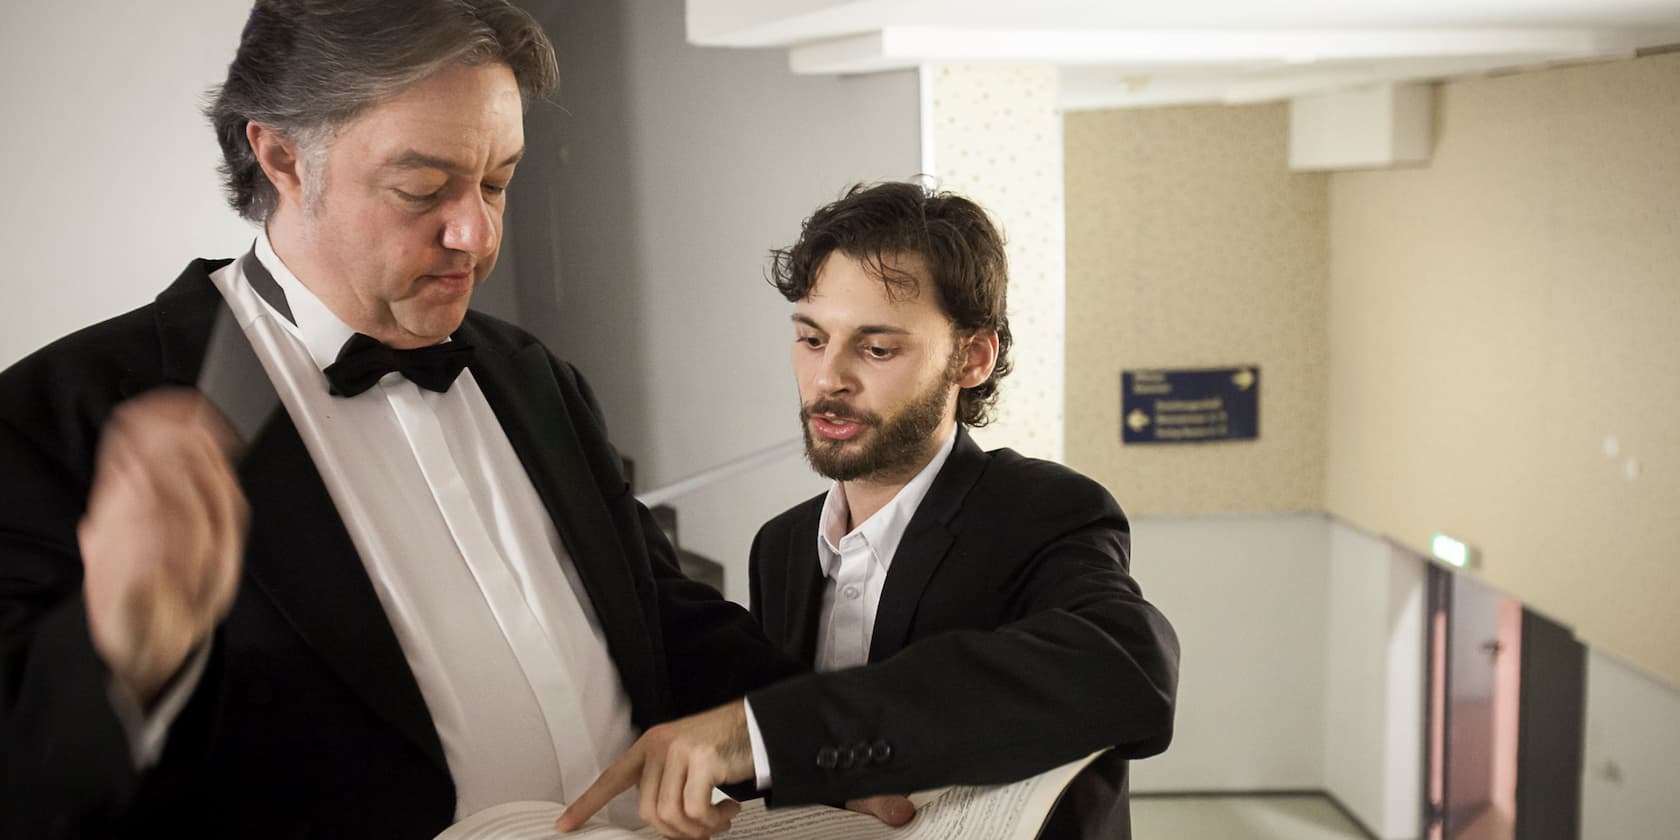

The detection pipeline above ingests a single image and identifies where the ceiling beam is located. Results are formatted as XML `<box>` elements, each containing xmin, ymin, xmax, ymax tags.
<box><xmin>687</xmin><ymin>0</ymin><xmax>877</xmax><ymax>47</ymax></box>
<box><xmin>788</xmin><ymin>26</ymin><xmax>1653</xmax><ymax>75</ymax></box>
<box><xmin>1220</xmin><ymin>54</ymin><xmax>1566</xmax><ymax>103</ymax></box>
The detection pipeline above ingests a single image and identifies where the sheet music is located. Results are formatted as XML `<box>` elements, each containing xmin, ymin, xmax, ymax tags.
<box><xmin>434</xmin><ymin>802</ymin><xmax>628</xmax><ymax>840</ymax></box>
<box><xmin>436</xmin><ymin>752</ymin><xmax>1102</xmax><ymax>840</ymax></box>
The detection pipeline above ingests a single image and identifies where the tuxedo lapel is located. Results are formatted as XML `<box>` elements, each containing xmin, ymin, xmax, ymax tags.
<box><xmin>867</xmin><ymin>427</ymin><xmax>989</xmax><ymax>663</ymax></box>
<box><xmin>782</xmin><ymin>508</ymin><xmax>826</xmax><ymax>663</ymax></box>
<box><xmin>146</xmin><ymin>259</ymin><xmax>234</xmax><ymax>392</ymax></box>
<box><xmin>239</xmin><ymin>416</ymin><xmax>448</xmax><ymax>775</ymax></box>
<box><xmin>151</xmin><ymin>261</ymin><xmax>448</xmax><ymax>775</ymax></box>
<box><xmin>460</xmin><ymin>328</ymin><xmax>662</xmax><ymax>715</ymax></box>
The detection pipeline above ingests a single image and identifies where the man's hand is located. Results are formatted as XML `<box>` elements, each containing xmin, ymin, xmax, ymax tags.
<box><xmin>557</xmin><ymin>701</ymin><xmax>754</xmax><ymax>839</ymax></box>
<box><xmin>845</xmin><ymin>794</ymin><xmax>917</xmax><ymax>827</ymax></box>
<box><xmin>79</xmin><ymin>388</ymin><xmax>247</xmax><ymax>706</ymax></box>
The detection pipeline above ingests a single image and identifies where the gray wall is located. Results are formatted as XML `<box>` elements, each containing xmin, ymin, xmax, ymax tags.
<box><xmin>0</xmin><ymin>0</ymin><xmax>523</xmax><ymax>365</ymax></box>
<box><xmin>1581</xmin><ymin>650</ymin><xmax>1680</xmax><ymax>837</ymax></box>
<box><xmin>512</xmin><ymin>0</ymin><xmax>922</xmax><ymax>602</ymax></box>
<box><xmin>0</xmin><ymin>0</ymin><xmax>258</xmax><ymax>368</ymax></box>
<box><xmin>1128</xmin><ymin>514</ymin><xmax>1333</xmax><ymax>792</ymax></box>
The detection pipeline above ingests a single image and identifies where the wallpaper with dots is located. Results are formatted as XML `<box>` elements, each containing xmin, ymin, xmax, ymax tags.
<box><xmin>1063</xmin><ymin>102</ymin><xmax>1330</xmax><ymax>515</ymax></box>
<box><xmin>1066</xmin><ymin>52</ymin><xmax>1680</xmax><ymax>685</ymax></box>
<box><xmin>1327</xmin><ymin>53</ymin><xmax>1680</xmax><ymax>685</ymax></box>
<box><xmin>926</xmin><ymin>63</ymin><xmax>1067</xmax><ymax>462</ymax></box>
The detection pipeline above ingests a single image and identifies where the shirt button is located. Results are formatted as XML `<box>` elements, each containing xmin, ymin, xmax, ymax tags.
<box><xmin>842</xmin><ymin>584</ymin><xmax>861</xmax><ymax>600</ymax></box>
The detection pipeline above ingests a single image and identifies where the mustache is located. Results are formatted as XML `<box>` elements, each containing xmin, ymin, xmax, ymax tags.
<box><xmin>800</xmin><ymin>398</ymin><xmax>879</xmax><ymax>426</ymax></box>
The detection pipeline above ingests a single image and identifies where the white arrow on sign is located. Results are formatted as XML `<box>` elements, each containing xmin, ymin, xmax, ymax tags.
<box><xmin>1127</xmin><ymin>409</ymin><xmax>1151</xmax><ymax>433</ymax></box>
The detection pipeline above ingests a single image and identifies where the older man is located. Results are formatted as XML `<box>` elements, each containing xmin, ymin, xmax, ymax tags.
<box><xmin>0</xmin><ymin>3</ymin><xmax>801</xmax><ymax>837</ymax></box>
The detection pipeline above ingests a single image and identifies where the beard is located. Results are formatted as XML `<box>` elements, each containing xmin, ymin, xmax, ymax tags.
<box><xmin>800</xmin><ymin>353</ymin><xmax>962</xmax><ymax>483</ymax></box>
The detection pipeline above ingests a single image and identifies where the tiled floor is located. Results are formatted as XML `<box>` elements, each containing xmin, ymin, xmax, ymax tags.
<box><xmin>1131</xmin><ymin>794</ymin><xmax>1370</xmax><ymax>840</ymax></box>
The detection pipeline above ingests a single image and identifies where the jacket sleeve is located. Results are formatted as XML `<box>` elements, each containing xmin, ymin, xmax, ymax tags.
<box><xmin>0</xmin><ymin>408</ymin><xmax>148</xmax><ymax>837</ymax></box>
<box><xmin>744</xmin><ymin>484</ymin><xmax>1179</xmax><ymax>805</ymax></box>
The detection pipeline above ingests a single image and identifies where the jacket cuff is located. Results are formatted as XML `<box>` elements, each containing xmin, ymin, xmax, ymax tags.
<box><xmin>745</xmin><ymin>673</ymin><xmax>902</xmax><ymax>806</ymax></box>
<box><xmin>105</xmin><ymin>640</ymin><xmax>211</xmax><ymax>769</ymax></box>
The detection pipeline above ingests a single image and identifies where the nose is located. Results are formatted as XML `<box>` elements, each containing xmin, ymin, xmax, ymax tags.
<box><xmin>811</xmin><ymin>344</ymin><xmax>855</xmax><ymax>396</ymax></box>
<box><xmin>440</xmin><ymin>192</ymin><xmax>499</xmax><ymax>260</ymax></box>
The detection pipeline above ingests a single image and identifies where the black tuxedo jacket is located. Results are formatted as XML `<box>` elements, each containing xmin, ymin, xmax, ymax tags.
<box><xmin>746</xmin><ymin>428</ymin><xmax>1179</xmax><ymax>820</ymax></box>
<box><xmin>0</xmin><ymin>260</ymin><xmax>801</xmax><ymax>838</ymax></box>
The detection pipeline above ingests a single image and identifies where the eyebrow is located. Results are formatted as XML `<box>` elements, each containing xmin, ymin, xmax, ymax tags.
<box><xmin>383</xmin><ymin>147</ymin><xmax>526</xmax><ymax>175</ymax></box>
<box><xmin>791</xmin><ymin>314</ymin><xmax>910</xmax><ymax>337</ymax></box>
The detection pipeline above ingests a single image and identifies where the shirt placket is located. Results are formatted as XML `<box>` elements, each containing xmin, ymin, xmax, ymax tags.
<box><xmin>830</xmin><ymin>537</ymin><xmax>874</xmax><ymax>669</ymax></box>
<box><xmin>381</xmin><ymin>381</ymin><xmax>604</xmax><ymax>801</ymax></box>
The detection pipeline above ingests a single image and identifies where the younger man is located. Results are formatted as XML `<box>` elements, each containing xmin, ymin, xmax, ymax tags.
<box><xmin>746</xmin><ymin>182</ymin><xmax>1181</xmax><ymax>836</ymax></box>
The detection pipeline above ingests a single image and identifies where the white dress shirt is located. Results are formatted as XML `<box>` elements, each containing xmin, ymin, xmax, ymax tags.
<box><xmin>742</xmin><ymin>428</ymin><xmax>955</xmax><ymax>788</ymax></box>
<box><xmin>149</xmin><ymin>234</ymin><xmax>641</xmax><ymax>822</ymax></box>
<box><xmin>813</xmin><ymin>429</ymin><xmax>956</xmax><ymax>672</ymax></box>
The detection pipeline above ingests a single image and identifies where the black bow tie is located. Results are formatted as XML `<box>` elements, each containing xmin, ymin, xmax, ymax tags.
<box><xmin>323</xmin><ymin>333</ymin><xmax>476</xmax><ymax>397</ymax></box>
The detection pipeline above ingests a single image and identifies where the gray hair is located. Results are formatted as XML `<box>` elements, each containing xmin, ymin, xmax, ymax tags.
<box><xmin>206</xmin><ymin>0</ymin><xmax>559</xmax><ymax>222</ymax></box>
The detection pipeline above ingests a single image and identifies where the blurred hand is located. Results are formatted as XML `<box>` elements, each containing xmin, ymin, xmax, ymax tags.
<box><xmin>558</xmin><ymin>701</ymin><xmax>753</xmax><ymax>839</ymax></box>
<box><xmin>79</xmin><ymin>388</ymin><xmax>247</xmax><ymax>706</ymax></box>
<box><xmin>845</xmin><ymin>794</ymin><xmax>917</xmax><ymax>827</ymax></box>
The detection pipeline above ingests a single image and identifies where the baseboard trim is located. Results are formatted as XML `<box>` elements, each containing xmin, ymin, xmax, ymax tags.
<box><xmin>1322</xmin><ymin>791</ymin><xmax>1384</xmax><ymax>840</ymax></box>
<box><xmin>1131</xmin><ymin>789</ymin><xmax>1383</xmax><ymax>840</ymax></box>
<box><xmin>1131</xmin><ymin>788</ymin><xmax>1325</xmax><ymax>799</ymax></box>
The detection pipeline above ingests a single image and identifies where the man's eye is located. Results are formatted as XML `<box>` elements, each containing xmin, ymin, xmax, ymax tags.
<box><xmin>483</xmin><ymin>183</ymin><xmax>509</xmax><ymax>197</ymax></box>
<box><xmin>394</xmin><ymin>188</ymin><xmax>441</xmax><ymax>203</ymax></box>
<box><xmin>797</xmin><ymin>336</ymin><xmax>823</xmax><ymax>349</ymax></box>
<box><xmin>865</xmin><ymin>346</ymin><xmax>895</xmax><ymax>359</ymax></box>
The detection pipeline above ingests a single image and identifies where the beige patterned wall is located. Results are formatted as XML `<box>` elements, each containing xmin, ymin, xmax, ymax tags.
<box><xmin>1327</xmin><ymin>53</ymin><xmax>1680</xmax><ymax>684</ymax></box>
<box><xmin>1064</xmin><ymin>103</ymin><xmax>1330</xmax><ymax>514</ymax></box>
<box><xmin>925</xmin><ymin>64</ymin><xmax>1066</xmax><ymax>462</ymax></box>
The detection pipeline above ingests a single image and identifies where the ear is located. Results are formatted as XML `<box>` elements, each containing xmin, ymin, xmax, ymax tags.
<box><xmin>956</xmin><ymin>329</ymin><xmax>1000</xmax><ymax>390</ymax></box>
<box><xmin>247</xmin><ymin>122</ymin><xmax>309</xmax><ymax>211</ymax></box>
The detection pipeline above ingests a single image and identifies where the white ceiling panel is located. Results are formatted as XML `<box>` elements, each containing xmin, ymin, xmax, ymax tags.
<box><xmin>687</xmin><ymin>0</ymin><xmax>1680</xmax><ymax>106</ymax></box>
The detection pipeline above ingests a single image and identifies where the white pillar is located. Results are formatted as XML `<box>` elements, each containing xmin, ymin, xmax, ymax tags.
<box><xmin>920</xmin><ymin>63</ymin><xmax>1066</xmax><ymax>463</ymax></box>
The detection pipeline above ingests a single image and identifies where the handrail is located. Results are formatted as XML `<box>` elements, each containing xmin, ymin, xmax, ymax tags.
<box><xmin>634</xmin><ymin>437</ymin><xmax>805</xmax><ymax>508</ymax></box>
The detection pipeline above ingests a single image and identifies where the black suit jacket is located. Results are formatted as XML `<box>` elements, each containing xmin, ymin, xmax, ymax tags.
<box><xmin>745</xmin><ymin>427</ymin><xmax>1179</xmax><ymax>821</ymax></box>
<box><xmin>0</xmin><ymin>260</ymin><xmax>801</xmax><ymax>838</ymax></box>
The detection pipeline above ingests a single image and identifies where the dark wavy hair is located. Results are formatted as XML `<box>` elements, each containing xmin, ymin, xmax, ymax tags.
<box><xmin>769</xmin><ymin>182</ymin><xmax>1013</xmax><ymax>428</ymax></box>
<box><xmin>206</xmin><ymin>0</ymin><xmax>559</xmax><ymax>222</ymax></box>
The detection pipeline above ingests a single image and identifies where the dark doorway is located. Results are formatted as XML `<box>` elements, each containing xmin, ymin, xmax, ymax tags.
<box><xmin>1426</xmin><ymin>567</ymin><xmax>1585</xmax><ymax>840</ymax></box>
<box><xmin>1427</xmin><ymin>568</ymin><xmax>1522</xmax><ymax>840</ymax></box>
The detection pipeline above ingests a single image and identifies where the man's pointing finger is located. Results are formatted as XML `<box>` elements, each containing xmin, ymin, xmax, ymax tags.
<box><xmin>555</xmin><ymin>752</ymin><xmax>641</xmax><ymax>832</ymax></box>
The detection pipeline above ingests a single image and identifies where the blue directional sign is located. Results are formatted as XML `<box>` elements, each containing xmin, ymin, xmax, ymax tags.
<box><xmin>1121</xmin><ymin>366</ymin><xmax>1259</xmax><ymax>444</ymax></box>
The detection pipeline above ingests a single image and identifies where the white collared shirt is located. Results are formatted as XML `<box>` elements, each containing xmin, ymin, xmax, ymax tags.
<box><xmin>813</xmin><ymin>429</ymin><xmax>957</xmax><ymax>672</ymax></box>
<box><xmin>191</xmin><ymin>233</ymin><xmax>640</xmax><ymax>822</ymax></box>
<box><xmin>742</xmin><ymin>427</ymin><xmax>957</xmax><ymax>789</ymax></box>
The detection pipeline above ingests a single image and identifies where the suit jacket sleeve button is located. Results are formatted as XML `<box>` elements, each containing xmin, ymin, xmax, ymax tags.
<box><xmin>870</xmin><ymin>740</ymin><xmax>893</xmax><ymax>764</ymax></box>
<box><xmin>837</xmin><ymin>746</ymin><xmax>858</xmax><ymax>769</ymax></box>
<box><xmin>816</xmin><ymin>747</ymin><xmax>839</xmax><ymax>769</ymax></box>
